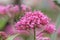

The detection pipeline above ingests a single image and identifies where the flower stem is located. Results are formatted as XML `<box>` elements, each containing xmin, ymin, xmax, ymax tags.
<box><xmin>34</xmin><ymin>27</ymin><xmax>36</xmax><ymax>40</ymax></box>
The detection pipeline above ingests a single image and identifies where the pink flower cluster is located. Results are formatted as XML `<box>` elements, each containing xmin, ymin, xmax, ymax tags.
<box><xmin>0</xmin><ymin>6</ymin><xmax>6</xmax><ymax>15</ymax></box>
<box><xmin>0</xmin><ymin>31</ymin><xmax>7</xmax><ymax>39</ymax></box>
<box><xmin>6</xmin><ymin>5</ymin><xmax>19</xmax><ymax>13</ymax></box>
<box><xmin>0</xmin><ymin>5</ymin><xmax>19</xmax><ymax>15</ymax></box>
<box><xmin>14</xmin><ymin>6</ymin><xmax>56</xmax><ymax>40</ymax></box>
<box><xmin>15</xmin><ymin>11</ymin><xmax>50</xmax><ymax>30</ymax></box>
<box><xmin>21</xmin><ymin>4</ymin><xmax>31</xmax><ymax>11</ymax></box>
<box><xmin>45</xmin><ymin>24</ymin><xmax>56</xmax><ymax>34</ymax></box>
<box><xmin>0</xmin><ymin>4</ymin><xmax>31</xmax><ymax>16</ymax></box>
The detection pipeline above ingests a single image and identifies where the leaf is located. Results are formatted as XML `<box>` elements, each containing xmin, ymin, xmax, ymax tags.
<box><xmin>0</xmin><ymin>16</ymin><xmax>9</xmax><ymax>30</ymax></box>
<box><xmin>51</xmin><ymin>14</ymin><xmax>60</xmax><ymax>40</ymax></box>
<box><xmin>56</xmin><ymin>0</ymin><xmax>60</xmax><ymax>4</ymax></box>
<box><xmin>6</xmin><ymin>34</ymin><xmax>18</xmax><ymax>40</ymax></box>
<box><xmin>54</xmin><ymin>0</ymin><xmax>60</xmax><ymax>6</ymax></box>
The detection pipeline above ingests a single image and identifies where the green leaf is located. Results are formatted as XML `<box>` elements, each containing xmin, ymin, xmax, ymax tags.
<box><xmin>54</xmin><ymin>0</ymin><xmax>60</xmax><ymax>6</ymax></box>
<box><xmin>0</xmin><ymin>16</ymin><xmax>9</xmax><ymax>30</ymax></box>
<box><xmin>57</xmin><ymin>0</ymin><xmax>60</xmax><ymax>4</ymax></box>
<box><xmin>6</xmin><ymin>34</ymin><xmax>18</xmax><ymax>40</ymax></box>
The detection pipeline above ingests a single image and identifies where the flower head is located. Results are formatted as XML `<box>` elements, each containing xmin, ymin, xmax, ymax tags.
<box><xmin>15</xmin><ymin>11</ymin><xmax>50</xmax><ymax>30</ymax></box>
<box><xmin>12</xmin><ymin>5</ymin><xmax>19</xmax><ymax>13</ymax></box>
<box><xmin>0</xmin><ymin>6</ymin><xmax>6</xmax><ymax>15</ymax></box>
<box><xmin>6</xmin><ymin>5</ymin><xmax>19</xmax><ymax>13</ymax></box>
<box><xmin>0</xmin><ymin>31</ymin><xmax>7</xmax><ymax>40</ymax></box>
<box><xmin>45</xmin><ymin>23</ymin><xmax>56</xmax><ymax>34</ymax></box>
<box><xmin>21</xmin><ymin>4</ymin><xmax>31</xmax><ymax>11</ymax></box>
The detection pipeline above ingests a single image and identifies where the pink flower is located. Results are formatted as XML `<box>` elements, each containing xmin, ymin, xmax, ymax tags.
<box><xmin>0</xmin><ymin>6</ymin><xmax>6</xmax><ymax>15</ymax></box>
<box><xmin>6</xmin><ymin>5</ymin><xmax>13</xmax><ymax>12</ymax></box>
<box><xmin>5</xmin><ymin>25</ymin><xmax>16</xmax><ymax>35</ymax></box>
<box><xmin>5</xmin><ymin>5</ymin><xmax>20</xmax><ymax>17</ymax></box>
<box><xmin>15</xmin><ymin>11</ymin><xmax>50</xmax><ymax>30</ymax></box>
<box><xmin>6</xmin><ymin>5</ymin><xmax>19</xmax><ymax>13</ymax></box>
<box><xmin>0</xmin><ymin>31</ymin><xmax>7</xmax><ymax>39</ymax></box>
<box><xmin>21</xmin><ymin>4</ymin><xmax>31</xmax><ymax>11</ymax></box>
<box><xmin>45</xmin><ymin>24</ymin><xmax>56</xmax><ymax>34</ymax></box>
<box><xmin>12</xmin><ymin>5</ymin><xmax>19</xmax><ymax>13</ymax></box>
<box><xmin>21</xmin><ymin>4</ymin><xmax>27</xmax><ymax>11</ymax></box>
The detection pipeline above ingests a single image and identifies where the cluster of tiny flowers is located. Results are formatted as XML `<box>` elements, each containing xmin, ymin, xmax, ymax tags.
<box><xmin>0</xmin><ymin>4</ymin><xmax>31</xmax><ymax>15</ymax></box>
<box><xmin>15</xmin><ymin>11</ymin><xmax>50</xmax><ymax>30</ymax></box>
<box><xmin>0</xmin><ymin>5</ymin><xmax>19</xmax><ymax>15</ymax></box>
<box><xmin>21</xmin><ymin>4</ymin><xmax>31</xmax><ymax>11</ymax></box>
<box><xmin>36</xmin><ymin>23</ymin><xmax>56</xmax><ymax>40</ymax></box>
<box><xmin>15</xmin><ymin>9</ymin><xmax>56</xmax><ymax>40</ymax></box>
<box><xmin>0</xmin><ymin>6</ymin><xmax>6</xmax><ymax>15</ymax></box>
<box><xmin>45</xmin><ymin>23</ymin><xmax>56</xmax><ymax>34</ymax></box>
<box><xmin>0</xmin><ymin>31</ymin><xmax>7</xmax><ymax>39</ymax></box>
<box><xmin>6</xmin><ymin>5</ymin><xmax>19</xmax><ymax>13</ymax></box>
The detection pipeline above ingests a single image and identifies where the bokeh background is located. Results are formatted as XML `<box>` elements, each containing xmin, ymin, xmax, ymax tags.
<box><xmin>0</xmin><ymin>0</ymin><xmax>59</xmax><ymax>21</ymax></box>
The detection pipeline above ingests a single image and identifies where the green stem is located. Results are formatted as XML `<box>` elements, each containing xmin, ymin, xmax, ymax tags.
<box><xmin>34</xmin><ymin>28</ymin><xmax>36</xmax><ymax>40</ymax></box>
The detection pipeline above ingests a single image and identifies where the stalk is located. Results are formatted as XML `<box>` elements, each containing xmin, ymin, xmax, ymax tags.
<box><xmin>34</xmin><ymin>27</ymin><xmax>36</xmax><ymax>40</ymax></box>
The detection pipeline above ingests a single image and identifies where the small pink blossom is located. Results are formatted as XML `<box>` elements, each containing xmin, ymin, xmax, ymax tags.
<box><xmin>12</xmin><ymin>5</ymin><xmax>19</xmax><ymax>13</ymax></box>
<box><xmin>21</xmin><ymin>4</ymin><xmax>31</xmax><ymax>11</ymax></box>
<box><xmin>5</xmin><ymin>25</ymin><xmax>16</xmax><ymax>35</ymax></box>
<box><xmin>21</xmin><ymin>4</ymin><xmax>27</xmax><ymax>11</ymax></box>
<box><xmin>0</xmin><ymin>6</ymin><xmax>6</xmax><ymax>15</ymax></box>
<box><xmin>45</xmin><ymin>24</ymin><xmax>56</xmax><ymax>34</ymax></box>
<box><xmin>6</xmin><ymin>5</ymin><xmax>19</xmax><ymax>13</ymax></box>
<box><xmin>0</xmin><ymin>31</ymin><xmax>7</xmax><ymax>39</ymax></box>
